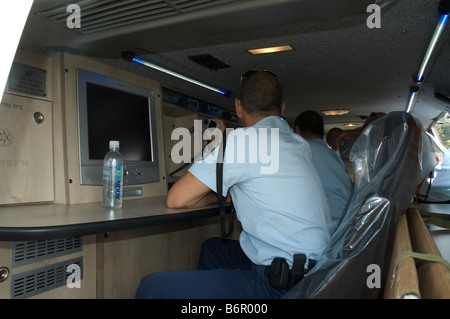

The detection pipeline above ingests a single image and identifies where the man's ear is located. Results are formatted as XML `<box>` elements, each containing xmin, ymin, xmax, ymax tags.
<box><xmin>280</xmin><ymin>102</ymin><xmax>286</xmax><ymax>117</ymax></box>
<box><xmin>235</xmin><ymin>97</ymin><xmax>244</xmax><ymax>118</ymax></box>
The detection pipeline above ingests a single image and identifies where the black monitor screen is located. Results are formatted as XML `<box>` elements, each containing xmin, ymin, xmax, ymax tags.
<box><xmin>86</xmin><ymin>82</ymin><xmax>152</xmax><ymax>161</ymax></box>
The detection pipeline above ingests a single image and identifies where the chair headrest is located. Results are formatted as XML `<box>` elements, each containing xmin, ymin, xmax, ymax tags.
<box><xmin>350</xmin><ymin>111</ymin><xmax>421</xmax><ymax>190</ymax></box>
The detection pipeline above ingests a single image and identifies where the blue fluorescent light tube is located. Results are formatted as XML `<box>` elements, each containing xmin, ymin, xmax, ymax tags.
<box><xmin>132</xmin><ymin>57</ymin><xmax>227</xmax><ymax>95</ymax></box>
<box><xmin>416</xmin><ymin>14</ymin><xmax>449</xmax><ymax>82</ymax></box>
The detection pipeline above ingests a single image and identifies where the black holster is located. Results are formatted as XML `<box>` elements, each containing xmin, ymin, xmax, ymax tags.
<box><xmin>269</xmin><ymin>254</ymin><xmax>316</xmax><ymax>290</ymax></box>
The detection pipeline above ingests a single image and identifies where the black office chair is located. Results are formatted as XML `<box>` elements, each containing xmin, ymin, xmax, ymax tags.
<box><xmin>284</xmin><ymin>111</ymin><xmax>440</xmax><ymax>299</ymax></box>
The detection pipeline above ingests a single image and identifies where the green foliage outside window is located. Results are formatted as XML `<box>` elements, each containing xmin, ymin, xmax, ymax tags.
<box><xmin>434</xmin><ymin>114</ymin><xmax>450</xmax><ymax>149</ymax></box>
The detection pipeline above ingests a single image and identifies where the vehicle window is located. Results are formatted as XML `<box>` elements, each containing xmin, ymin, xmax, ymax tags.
<box><xmin>433</xmin><ymin>112</ymin><xmax>450</xmax><ymax>149</ymax></box>
<box><xmin>419</xmin><ymin>113</ymin><xmax>450</xmax><ymax>203</ymax></box>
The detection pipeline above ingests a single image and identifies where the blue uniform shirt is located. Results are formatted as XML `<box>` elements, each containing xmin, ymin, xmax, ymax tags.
<box><xmin>189</xmin><ymin>116</ymin><xmax>333</xmax><ymax>267</ymax></box>
<box><xmin>307</xmin><ymin>138</ymin><xmax>353</xmax><ymax>224</ymax></box>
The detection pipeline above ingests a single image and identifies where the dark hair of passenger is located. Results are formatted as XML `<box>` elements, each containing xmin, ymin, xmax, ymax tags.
<box><xmin>294</xmin><ymin>110</ymin><xmax>324</xmax><ymax>137</ymax></box>
<box><xmin>326</xmin><ymin>127</ymin><xmax>343</xmax><ymax>150</ymax></box>
<box><xmin>239</xmin><ymin>71</ymin><xmax>283</xmax><ymax>116</ymax></box>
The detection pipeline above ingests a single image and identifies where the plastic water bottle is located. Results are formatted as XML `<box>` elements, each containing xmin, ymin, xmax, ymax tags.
<box><xmin>102</xmin><ymin>140</ymin><xmax>124</xmax><ymax>209</ymax></box>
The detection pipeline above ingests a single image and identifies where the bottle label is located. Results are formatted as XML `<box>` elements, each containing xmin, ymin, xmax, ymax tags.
<box><xmin>115</xmin><ymin>162</ymin><xmax>122</xmax><ymax>200</ymax></box>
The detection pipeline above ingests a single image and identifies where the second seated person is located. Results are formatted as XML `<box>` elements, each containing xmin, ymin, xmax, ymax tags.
<box><xmin>294</xmin><ymin>110</ymin><xmax>353</xmax><ymax>226</ymax></box>
<box><xmin>136</xmin><ymin>70</ymin><xmax>334</xmax><ymax>299</ymax></box>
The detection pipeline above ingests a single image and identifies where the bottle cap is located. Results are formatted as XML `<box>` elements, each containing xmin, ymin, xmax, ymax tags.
<box><xmin>109</xmin><ymin>140</ymin><xmax>120</xmax><ymax>148</ymax></box>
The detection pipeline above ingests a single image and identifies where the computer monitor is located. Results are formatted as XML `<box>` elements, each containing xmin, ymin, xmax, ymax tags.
<box><xmin>77</xmin><ymin>69</ymin><xmax>159</xmax><ymax>185</ymax></box>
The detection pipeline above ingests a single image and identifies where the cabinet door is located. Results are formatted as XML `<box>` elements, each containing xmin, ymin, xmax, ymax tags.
<box><xmin>0</xmin><ymin>93</ymin><xmax>54</xmax><ymax>204</ymax></box>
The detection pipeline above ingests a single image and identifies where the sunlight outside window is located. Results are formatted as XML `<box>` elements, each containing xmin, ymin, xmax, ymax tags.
<box><xmin>0</xmin><ymin>1</ymin><xmax>34</xmax><ymax>99</ymax></box>
<box><xmin>434</xmin><ymin>112</ymin><xmax>450</xmax><ymax>148</ymax></box>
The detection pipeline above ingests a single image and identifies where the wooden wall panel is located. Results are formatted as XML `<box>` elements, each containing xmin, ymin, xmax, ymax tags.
<box><xmin>99</xmin><ymin>216</ymin><xmax>240</xmax><ymax>299</ymax></box>
<box><xmin>0</xmin><ymin>94</ymin><xmax>54</xmax><ymax>204</ymax></box>
<box><xmin>0</xmin><ymin>50</ymin><xmax>54</xmax><ymax>205</ymax></box>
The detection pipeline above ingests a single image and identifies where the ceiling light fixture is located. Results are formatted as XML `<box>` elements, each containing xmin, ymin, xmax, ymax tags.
<box><xmin>321</xmin><ymin>109</ymin><xmax>349</xmax><ymax>116</ymax></box>
<box><xmin>406</xmin><ymin>87</ymin><xmax>420</xmax><ymax>113</ymax></box>
<box><xmin>121</xmin><ymin>51</ymin><xmax>230</xmax><ymax>96</ymax></box>
<box><xmin>406</xmin><ymin>92</ymin><xmax>417</xmax><ymax>113</ymax></box>
<box><xmin>247</xmin><ymin>45</ymin><xmax>293</xmax><ymax>55</ymax></box>
<box><xmin>415</xmin><ymin>11</ymin><xmax>449</xmax><ymax>83</ymax></box>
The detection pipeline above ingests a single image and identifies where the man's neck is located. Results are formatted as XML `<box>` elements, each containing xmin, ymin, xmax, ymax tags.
<box><xmin>241</xmin><ymin>113</ymin><xmax>278</xmax><ymax>127</ymax></box>
<box><xmin>298</xmin><ymin>131</ymin><xmax>322</xmax><ymax>141</ymax></box>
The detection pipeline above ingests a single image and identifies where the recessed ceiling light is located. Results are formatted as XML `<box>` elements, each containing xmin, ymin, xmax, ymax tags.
<box><xmin>321</xmin><ymin>109</ymin><xmax>349</xmax><ymax>116</ymax></box>
<box><xmin>247</xmin><ymin>45</ymin><xmax>293</xmax><ymax>55</ymax></box>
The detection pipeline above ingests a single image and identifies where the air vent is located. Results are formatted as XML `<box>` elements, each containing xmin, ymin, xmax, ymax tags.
<box><xmin>11</xmin><ymin>257</ymin><xmax>83</xmax><ymax>299</ymax></box>
<box><xmin>37</xmin><ymin>0</ymin><xmax>242</xmax><ymax>35</ymax></box>
<box><xmin>12</xmin><ymin>237</ymin><xmax>83</xmax><ymax>267</ymax></box>
<box><xmin>188</xmin><ymin>54</ymin><xmax>230</xmax><ymax>71</ymax></box>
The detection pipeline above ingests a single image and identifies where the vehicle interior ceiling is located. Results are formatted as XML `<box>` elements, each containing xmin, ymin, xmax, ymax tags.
<box><xmin>19</xmin><ymin>0</ymin><xmax>450</xmax><ymax>134</ymax></box>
